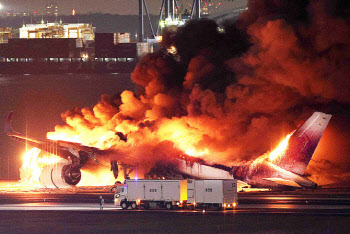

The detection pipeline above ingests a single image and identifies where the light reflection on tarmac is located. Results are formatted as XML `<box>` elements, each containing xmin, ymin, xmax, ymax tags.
<box><xmin>0</xmin><ymin>203</ymin><xmax>118</xmax><ymax>211</ymax></box>
<box><xmin>1</xmin><ymin>181</ymin><xmax>350</xmax><ymax>214</ymax></box>
<box><xmin>0</xmin><ymin>203</ymin><xmax>349</xmax><ymax>215</ymax></box>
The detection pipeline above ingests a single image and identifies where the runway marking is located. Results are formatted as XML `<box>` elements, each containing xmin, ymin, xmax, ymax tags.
<box><xmin>0</xmin><ymin>203</ymin><xmax>120</xmax><ymax>211</ymax></box>
<box><xmin>0</xmin><ymin>203</ymin><xmax>349</xmax><ymax>215</ymax></box>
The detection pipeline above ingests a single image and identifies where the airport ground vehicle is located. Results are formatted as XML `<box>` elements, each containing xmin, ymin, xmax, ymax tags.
<box><xmin>114</xmin><ymin>179</ymin><xmax>237</xmax><ymax>210</ymax></box>
<box><xmin>187</xmin><ymin>179</ymin><xmax>238</xmax><ymax>210</ymax></box>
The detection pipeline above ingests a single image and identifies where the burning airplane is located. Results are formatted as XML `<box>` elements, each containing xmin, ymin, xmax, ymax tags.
<box><xmin>5</xmin><ymin>0</ymin><xmax>349</xmax><ymax>189</ymax></box>
<box><xmin>6</xmin><ymin>111</ymin><xmax>331</xmax><ymax>189</ymax></box>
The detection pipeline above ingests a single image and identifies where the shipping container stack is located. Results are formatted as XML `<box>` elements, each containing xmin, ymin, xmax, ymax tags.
<box><xmin>2</xmin><ymin>38</ymin><xmax>77</xmax><ymax>59</ymax></box>
<box><xmin>94</xmin><ymin>33</ymin><xmax>115</xmax><ymax>58</ymax></box>
<box><xmin>114</xmin><ymin>33</ymin><xmax>130</xmax><ymax>44</ymax></box>
<box><xmin>0</xmin><ymin>32</ymin><xmax>153</xmax><ymax>62</ymax></box>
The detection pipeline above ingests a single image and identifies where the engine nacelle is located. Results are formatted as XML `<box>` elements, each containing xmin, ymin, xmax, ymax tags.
<box><xmin>39</xmin><ymin>160</ymin><xmax>81</xmax><ymax>188</ymax></box>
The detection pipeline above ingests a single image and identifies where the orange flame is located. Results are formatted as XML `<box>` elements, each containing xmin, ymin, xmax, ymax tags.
<box><xmin>157</xmin><ymin>118</ymin><xmax>210</xmax><ymax>157</ymax></box>
<box><xmin>250</xmin><ymin>132</ymin><xmax>293</xmax><ymax>168</ymax></box>
<box><xmin>20</xmin><ymin>147</ymin><xmax>62</xmax><ymax>185</ymax></box>
<box><xmin>20</xmin><ymin>148</ymin><xmax>41</xmax><ymax>185</ymax></box>
<box><xmin>79</xmin><ymin>167</ymin><xmax>121</xmax><ymax>186</ymax></box>
<box><xmin>268</xmin><ymin>132</ymin><xmax>293</xmax><ymax>162</ymax></box>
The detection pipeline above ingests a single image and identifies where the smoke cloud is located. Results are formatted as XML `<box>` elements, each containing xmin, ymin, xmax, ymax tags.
<box><xmin>47</xmin><ymin>0</ymin><xmax>350</xmax><ymax>185</ymax></box>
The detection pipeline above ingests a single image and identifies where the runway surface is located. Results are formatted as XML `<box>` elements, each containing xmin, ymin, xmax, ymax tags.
<box><xmin>0</xmin><ymin>206</ymin><xmax>349</xmax><ymax>233</ymax></box>
<box><xmin>0</xmin><ymin>183</ymin><xmax>350</xmax><ymax>233</ymax></box>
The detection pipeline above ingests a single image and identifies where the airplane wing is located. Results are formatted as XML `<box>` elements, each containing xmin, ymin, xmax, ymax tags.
<box><xmin>263</xmin><ymin>178</ymin><xmax>302</xmax><ymax>187</ymax></box>
<box><xmin>5</xmin><ymin>112</ymin><xmax>138</xmax><ymax>188</ymax></box>
<box><xmin>5</xmin><ymin>112</ymin><xmax>54</xmax><ymax>149</ymax></box>
<box><xmin>5</xmin><ymin>112</ymin><xmax>100</xmax><ymax>163</ymax></box>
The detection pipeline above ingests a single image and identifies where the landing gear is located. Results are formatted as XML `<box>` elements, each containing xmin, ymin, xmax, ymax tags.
<box><xmin>110</xmin><ymin>161</ymin><xmax>136</xmax><ymax>181</ymax></box>
<box><xmin>110</xmin><ymin>160</ymin><xmax>119</xmax><ymax>179</ymax></box>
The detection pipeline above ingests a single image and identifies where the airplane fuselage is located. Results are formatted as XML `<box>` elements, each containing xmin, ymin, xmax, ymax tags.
<box><xmin>176</xmin><ymin>157</ymin><xmax>316</xmax><ymax>188</ymax></box>
<box><xmin>232</xmin><ymin>160</ymin><xmax>317</xmax><ymax>188</ymax></box>
<box><xmin>6</xmin><ymin>111</ymin><xmax>330</xmax><ymax>189</ymax></box>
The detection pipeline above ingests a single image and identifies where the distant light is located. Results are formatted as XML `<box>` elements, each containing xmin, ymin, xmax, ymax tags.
<box><xmin>135</xmin><ymin>176</ymin><xmax>138</xmax><ymax>180</ymax></box>
<box><xmin>72</xmin><ymin>9</ymin><xmax>75</xmax><ymax>16</ymax></box>
<box><xmin>156</xmin><ymin>35</ymin><xmax>162</xmax><ymax>42</ymax></box>
<box><xmin>0</xmin><ymin>4</ymin><xmax>3</xmax><ymax>10</ymax></box>
<box><xmin>167</xmin><ymin>46</ymin><xmax>177</xmax><ymax>54</ymax></box>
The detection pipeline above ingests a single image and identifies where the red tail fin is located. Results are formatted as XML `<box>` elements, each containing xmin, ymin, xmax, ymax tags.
<box><xmin>274</xmin><ymin>112</ymin><xmax>332</xmax><ymax>175</ymax></box>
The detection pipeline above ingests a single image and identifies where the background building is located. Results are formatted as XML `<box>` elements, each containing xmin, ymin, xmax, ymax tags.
<box><xmin>19</xmin><ymin>23</ymin><xmax>94</xmax><ymax>40</ymax></box>
<box><xmin>45</xmin><ymin>1</ymin><xmax>59</xmax><ymax>16</ymax></box>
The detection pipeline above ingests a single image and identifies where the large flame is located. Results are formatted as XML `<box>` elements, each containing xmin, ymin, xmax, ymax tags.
<box><xmin>18</xmin><ymin>0</ymin><xmax>350</xmax><ymax>187</ymax></box>
<box><xmin>268</xmin><ymin>132</ymin><xmax>293</xmax><ymax>162</ymax></box>
<box><xmin>79</xmin><ymin>167</ymin><xmax>121</xmax><ymax>186</ymax></box>
<box><xmin>20</xmin><ymin>148</ymin><xmax>62</xmax><ymax>185</ymax></box>
<box><xmin>20</xmin><ymin>131</ymin><xmax>294</xmax><ymax>187</ymax></box>
<box><xmin>157</xmin><ymin>118</ymin><xmax>210</xmax><ymax>157</ymax></box>
<box><xmin>249</xmin><ymin>132</ymin><xmax>293</xmax><ymax>169</ymax></box>
<box><xmin>20</xmin><ymin>147</ymin><xmax>120</xmax><ymax>187</ymax></box>
<box><xmin>20</xmin><ymin>148</ymin><xmax>41</xmax><ymax>185</ymax></box>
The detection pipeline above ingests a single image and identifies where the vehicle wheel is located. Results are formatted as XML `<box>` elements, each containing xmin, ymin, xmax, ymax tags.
<box><xmin>131</xmin><ymin>202</ymin><xmax>137</xmax><ymax>209</ymax></box>
<box><xmin>166</xmin><ymin>203</ymin><xmax>172</xmax><ymax>210</ymax></box>
<box><xmin>144</xmin><ymin>203</ymin><xmax>150</xmax><ymax>210</ymax></box>
<box><xmin>121</xmin><ymin>202</ymin><xmax>128</xmax><ymax>210</ymax></box>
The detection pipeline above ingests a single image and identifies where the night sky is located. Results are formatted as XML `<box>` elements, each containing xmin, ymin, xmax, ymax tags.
<box><xmin>0</xmin><ymin>0</ymin><xmax>244</xmax><ymax>15</ymax></box>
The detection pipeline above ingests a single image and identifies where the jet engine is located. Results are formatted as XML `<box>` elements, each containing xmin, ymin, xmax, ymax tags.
<box><xmin>39</xmin><ymin>160</ymin><xmax>81</xmax><ymax>188</ymax></box>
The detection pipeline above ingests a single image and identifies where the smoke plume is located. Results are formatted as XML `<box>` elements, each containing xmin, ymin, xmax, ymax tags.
<box><xmin>47</xmin><ymin>0</ymin><xmax>350</xmax><ymax>185</ymax></box>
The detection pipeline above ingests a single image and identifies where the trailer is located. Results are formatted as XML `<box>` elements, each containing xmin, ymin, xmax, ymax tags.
<box><xmin>114</xmin><ymin>179</ymin><xmax>238</xmax><ymax>210</ymax></box>
<box><xmin>114</xmin><ymin>179</ymin><xmax>187</xmax><ymax>210</ymax></box>
<box><xmin>187</xmin><ymin>179</ymin><xmax>238</xmax><ymax>210</ymax></box>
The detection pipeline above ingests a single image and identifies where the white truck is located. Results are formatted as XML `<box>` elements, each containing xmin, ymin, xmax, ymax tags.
<box><xmin>187</xmin><ymin>179</ymin><xmax>238</xmax><ymax>210</ymax></box>
<box><xmin>114</xmin><ymin>179</ymin><xmax>237</xmax><ymax>210</ymax></box>
<box><xmin>114</xmin><ymin>179</ymin><xmax>187</xmax><ymax>209</ymax></box>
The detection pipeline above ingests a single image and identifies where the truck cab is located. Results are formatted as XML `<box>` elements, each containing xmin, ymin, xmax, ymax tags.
<box><xmin>114</xmin><ymin>185</ymin><xmax>127</xmax><ymax>206</ymax></box>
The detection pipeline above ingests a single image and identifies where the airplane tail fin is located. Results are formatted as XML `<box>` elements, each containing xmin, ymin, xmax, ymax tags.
<box><xmin>273</xmin><ymin>112</ymin><xmax>332</xmax><ymax>175</ymax></box>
